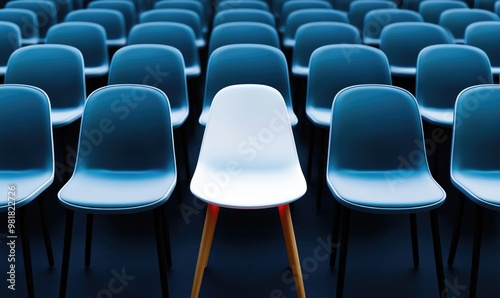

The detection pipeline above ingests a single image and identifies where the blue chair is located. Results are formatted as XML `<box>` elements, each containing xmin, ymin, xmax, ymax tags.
<box><xmin>474</xmin><ymin>0</ymin><xmax>497</xmax><ymax>10</ymax></box>
<box><xmin>283</xmin><ymin>8</ymin><xmax>349</xmax><ymax>49</ymax></box>
<box><xmin>139</xmin><ymin>8</ymin><xmax>205</xmax><ymax>48</ymax></box>
<box><xmin>0</xmin><ymin>84</ymin><xmax>55</xmax><ymax>298</ymax></box>
<box><xmin>447</xmin><ymin>84</ymin><xmax>500</xmax><ymax>298</ymax></box>
<box><xmin>306</xmin><ymin>44</ymin><xmax>392</xmax><ymax>208</ymax></box>
<box><xmin>279</xmin><ymin>0</ymin><xmax>333</xmax><ymax>33</ymax></box>
<box><xmin>326</xmin><ymin>84</ymin><xmax>446</xmax><ymax>298</ymax></box>
<box><xmin>418</xmin><ymin>0</ymin><xmax>469</xmax><ymax>24</ymax></box>
<box><xmin>0</xmin><ymin>21</ymin><xmax>20</xmax><ymax>76</ymax></box>
<box><xmin>190</xmin><ymin>84</ymin><xmax>307</xmax><ymax>298</ymax></box>
<box><xmin>465</xmin><ymin>21</ymin><xmax>500</xmax><ymax>75</ymax></box>
<box><xmin>496</xmin><ymin>1</ymin><xmax>500</xmax><ymax>15</ymax></box>
<box><xmin>65</xmin><ymin>8</ymin><xmax>127</xmax><ymax>47</ymax></box>
<box><xmin>363</xmin><ymin>9</ymin><xmax>423</xmax><ymax>46</ymax></box>
<box><xmin>5</xmin><ymin>0</ymin><xmax>57</xmax><ymax>42</ymax></box>
<box><xmin>292</xmin><ymin>22</ymin><xmax>361</xmax><ymax>77</ymax></box>
<box><xmin>154</xmin><ymin>0</ymin><xmax>208</xmax><ymax>34</ymax></box>
<box><xmin>348</xmin><ymin>0</ymin><xmax>398</xmax><ymax>32</ymax></box>
<box><xmin>415</xmin><ymin>44</ymin><xmax>492</xmax><ymax>127</ymax></box>
<box><xmin>58</xmin><ymin>84</ymin><xmax>176</xmax><ymax>298</ymax></box>
<box><xmin>439</xmin><ymin>8</ymin><xmax>499</xmax><ymax>43</ymax></box>
<box><xmin>47</xmin><ymin>0</ymin><xmax>72</xmax><ymax>22</ymax></box>
<box><xmin>5</xmin><ymin>45</ymin><xmax>86</xmax><ymax>127</ymax></box>
<box><xmin>208</xmin><ymin>21</ymin><xmax>280</xmax><ymax>56</ymax></box>
<box><xmin>217</xmin><ymin>0</ymin><xmax>270</xmax><ymax>12</ymax></box>
<box><xmin>128</xmin><ymin>22</ymin><xmax>201</xmax><ymax>78</ymax></box>
<box><xmin>0</xmin><ymin>8</ymin><xmax>39</xmax><ymax>45</ymax></box>
<box><xmin>212</xmin><ymin>8</ymin><xmax>275</xmax><ymax>27</ymax></box>
<box><xmin>87</xmin><ymin>0</ymin><xmax>137</xmax><ymax>34</ymax></box>
<box><xmin>200</xmin><ymin>44</ymin><xmax>297</xmax><ymax>126</ymax></box>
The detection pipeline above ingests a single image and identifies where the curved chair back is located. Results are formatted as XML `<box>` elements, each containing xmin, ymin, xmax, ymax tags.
<box><xmin>213</xmin><ymin>8</ymin><xmax>275</xmax><ymax>27</ymax></box>
<box><xmin>279</xmin><ymin>0</ymin><xmax>333</xmax><ymax>33</ymax></box>
<box><xmin>416</xmin><ymin>44</ymin><xmax>492</xmax><ymax>126</ymax></box>
<box><xmin>465</xmin><ymin>21</ymin><xmax>500</xmax><ymax>74</ymax></box>
<box><xmin>88</xmin><ymin>0</ymin><xmax>137</xmax><ymax>34</ymax></box>
<box><xmin>201</xmin><ymin>44</ymin><xmax>296</xmax><ymax>126</ymax></box>
<box><xmin>363</xmin><ymin>8</ymin><xmax>423</xmax><ymax>46</ymax></box>
<box><xmin>217</xmin><ymin>0</ymin><xmax>270</xmax><ymax>12</ymax></box>
<box><xmin>47</xmin><ymin>0</ymin><xmax>72</xmax><ymax>22</ymax></box>
<box><xmin>0</xmin><ymin>21</ymin><xmax>20</xmax><ymax>75</ymax></box>
<box><xmin>128</xmin><ymin>22</ymin><xmax>201</xmax><ymax>78</ymax></box>
<box><xmin>418</xmin><ymin>0</ymin><xmax>469</xmax><ymax>24</ymax></box>
<box><xmin>5</xmin><ymin>45</ymin><xmax>86</xmax><ymax>127</ymax></box>
<box><xmin>0</xmin><ymin>8</ymin><xmax>39</xmax><ymax>45</ymax></box>
<box><xmin>154</xmin><ymin>0</ymin><xmax>208</xmax><ymax>33</ymax></box>
<box><xmin>474</xmin><ymin>0</ymin><xmax>497</xmax><ymax>11</ymax></box>
<box><xmin>5</xmin><ymin>0</ymin><xmax>57</xmax><ymax>41</ymax></box>
<box><xmin>108</xmin><ymin>45</ymin><xmax>189</xmax><ymax>127</ymax></box>
<box><xmin>45</xmin><ymin>22</ymin><xmax>109</xmax><ymax>77</ymax></box>
<box><xmin>292</xmin><ymin>22</ymin><xmax>361</xmax><ymax>77</ymax></box>
<box><xmin>380</xmin><ymin>22</ymin><xmax>453</xmax><ymax>76</ymax></box>
<box><xmin>306</xmin><ymin>44</ymin><xmax>391</xmax><ymax>127</ymax></box>
<box><xmin>209</xmin><ymin>22</ymin><xmax>279</xmax><ymax>56</ymax></box>
<box><xmin>348</xmin><ymin>0</ymin><xmax>398</xmax><ymax>32</ymax></box>
<box><xmin>439</xmin><ymin>8</ymin><xmax>499</xmax><ymax>43</ymax></box>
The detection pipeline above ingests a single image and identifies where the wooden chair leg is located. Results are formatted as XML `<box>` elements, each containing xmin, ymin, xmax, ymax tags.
<box><xmin>84</xmin><ymin>213</ymin><xmax>94</xmax><ymax>268</ymax></box>
<box><xmin>410</xmin><ymin>213</ymin><xmax>419</xmax><ymax>268</ymax></box>
<box><xmin>191</xmin><ymin>204</ymin><xmax>219</xmax><ymax>298</ymax></box>
<box><xmin>279</xmin><ymin>204</ymin><xmax>306</xmax><ymax>298</ymax></box>
<box><xmin>470</xmin><ymin>204</ymin><xmax>484</xmax><ymax>298</ymax></box>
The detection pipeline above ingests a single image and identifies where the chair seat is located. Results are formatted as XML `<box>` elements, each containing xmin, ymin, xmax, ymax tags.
<box><xmin>85</xmin><ymin>65</ymin><xmax>110</xmax><ymax>77</ymax></box>
<box><xmin>419</xmin><ymin>106</ymin><xmax>454</xmax><ymax>126</ymax></box>
<box><xmin>0</xmin><ymin>171</ymin><xmax>53</xmax><ymax>210</ymax></box>
<box><xmin>186</xmin><ymin>64</ymin><xmax>201</xmax><ymax>77</ymax></box>
<box><xmin>327</xmin><ymin>170</ymin><xmax>445</xmax><ymax>212</ymax></box>
<box><xmin>306</xmin><ymin>107</ymin><xmax>330</xmax><ymax>128</ymax></box>
<box><xmin>390</xmin><ymin>66</ymin><xmax>416</xmax><ymax>76</ymax></box>
<box><xmin>200</xmin><ymin>107</ymin><xmax>297</xmax><ymax>127</ymax></box>
<box><xmin>107</xmin><ymin>37</ymin><xmax>127</xmax><ymax>47</ymax></box>
<box><xmin>171</xmin><ymin>107</ymin><xmax>189</xmax><ymax>128</ymax></box>
<box><xmin>452</xmin><ymin>170</ymin><xmax>500</xmax><ymax>211</ymax></box>
<box><xmin>59</xmin><ymin>170</ymin><xmax>176</xmax><ymax>213</ymax></box>
<box><xmin>292</xmin><ymin>65</ymin><xmax>308</xmax><ymax>77</ymax></box>
<box><xmin>52</xmin><ymin>106</ymin><xmax>85</xmax><ymax>128</ymax></box>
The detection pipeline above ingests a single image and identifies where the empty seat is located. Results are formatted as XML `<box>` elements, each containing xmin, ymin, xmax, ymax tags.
<box><xmin>363</xmin><ymin>8</ymin><xmax>423</xmax><ymax>46</ymax></box>
<box><xmin>418</xmin><ymin>0</ymin><xmax>469</xmax><ymax>24</ymax></box>
<box><xmin>348</xmin><ymin>0</ymin><xmax>398</xmax><ymax>32</ymax></box>
<box><xmin>0</xmin><ymin>8</ymin><xmax>39</xmax><ymax>45</ymax></box>
<box><xmin>88</xmin><ymin>0</ymin><xmax>137</xmax><ymax>34</ymax></box>
<box><xmin>439</xmin><ymin>8</ymin><xmax>499</xmax><ymax>43</ymax></box>
<box><xmin>217</xmin><ymin>0</ymin><xmax>270</xmax><ymax>12</ymax></box>
<box><xmin>154</xmin><ymin>0</ymin><xmax>208</xmax><ymax>34</ymax></box>
<box><xmin>465</xmin><ymin>21</ymin><xmax>500</xmax><ymax>75</ymax></box>
<box><xmin>5</xmin><ymin>0</ymin><xmax>57</xmax><ymax>42</ymax></box>
<box><xmin>279</xmin><ymin>0</ymin><xmax>333</xmax><ymax>33</ymax></box>
<box><xmin>0</xmin><ymin>21</ymin><xmax>20</xmax><ymax>76</ymax></box>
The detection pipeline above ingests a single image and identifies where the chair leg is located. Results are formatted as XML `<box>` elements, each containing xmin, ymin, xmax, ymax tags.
<box><xmin>181</xmin><ymin>124</ymin><xmax>191</xmax><ymax>180</ymax></box>
<box><xmin>191</xmin><ymin>204</ymin><xmax>219</xmax><ymax>298</ymax></box>
<box><xmin>306</xmin><ymin>125</ymin><xmax>316</xmax><ymax>181</ymax></box>
<box><xmin>38</xmin><ymin>195</ymin><xmax>54</xmax><ymax>267</ymax></box>
<box><xmin>429</xmin><ymin>210</ymin><xmax>446</xmax><ymax>298</ymax></box>
<box><xmin>19</xmin><ymin>207</ymin><xmax>34</xmax><ymax>298</ymax></box>
<box><xmin>330</xmin><ymin>200</ymin><xmax>342</xmax><ymax>268</ymax></box>
<box><xmin>162</xmin><ymin>204</ymin><xmax>173</xmax><ymax>268</ymax></box>
<box><xmin>316</xmin><ymin>128</ymin><xmax>327</xmax><ymax>209</ymax></box>
<box><xmin>279</xmin><ymin>204</ymin><xmax>306</xmax><ymax>298</ymax></box>
<box><xmin>410</xmin><ymin>213</ymin><xmax>419</xmax><ymax>268</ymax></box>
<box><xmin>470</xmin><ymin>204</ymin><xmax>484</xmax><ymax>298</ymax></box>
<box><xmin>85</xmin><ymin>213</ymin><xmax>94</xmax><ymax>268</ymax></box>
<box><xmin>154</xmin><ymin>207</ymin><xmax>170</xmax><ymax>298</ymax></box>
<box><xmin>59</xmin><ymin>209</ymin><xmax>75</xmax><ymax>298</ymax></box>
<box><xmin>337</xmin><ymin>206</ymin><xmax>351</xmax><ymax>298</ymax></box>
<box><xmin>447</xmin><ymin>194</ymin><xmax>465</xmax><ymax>266</ymax></box>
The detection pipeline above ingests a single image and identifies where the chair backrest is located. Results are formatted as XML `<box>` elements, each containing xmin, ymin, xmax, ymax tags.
<box><xmin>108</xmin><ymin>44</ymin><xmax>188</xmax><ymax>127</ymax></box>
<box><xmin>45</xmin><ymin>22</ymin><xmax>109</xmax><ymax>77</ymax></box>
<box><xmin>439</xmin><ymin>8</ymin><xmax>499</xmax><ymax>43</ymax></box>
<box><xmin>418</xmin><ymin>0</ymin><xmax>469</xmax><ymax>24</ymax></box>
<box><xmin>47</xmin><ymin>0</ymin><xmax>72</xmax><ymax>22</ymax></box>
<box><xmin>154</xmin><ymin>0</ymin><xmax>207</xmax><ymax>32</ymax></box>
<box><xmin>0</xmin><ymin>21</ymin><xmax>20</xmax><ymax>75</ymax></box>
<box><xmin>88</xmin><ymin>0</ymin><xmax>137</xmax><ymax>34</ymax></box>
<box><xmin>279</xmin><ymin>0</ymin><xmax>333</xmax><ymax>33</ymax></box>
<box><xmin>306</xmin><ymin>44</ymin><xmax>392</xmax><ymax>127</ymax></box>
<box><xmin>283</xmin><ymin>8</ymin><xmax>349</xmax><ymax>48</ymax></box>
<box><xmin>5</xmin><ymin>0</ymin><xmax>57</xmax><ymax>40</ymax></box>
<box><xmin>416</xmin><ymin>44</ymin><xmax>492</xmax><ymax>126</ymax></box>
<box><xmin>348</xmin><ymin>0</ymin><xmax>398</xmax><ymax>32</ymax></box>
<box><xmin>363</xmin><ymin>9</ymin><xmax>423</xmax><ymax>45</ymax></box>
<box><xmin>73</xmin><ymin>85</ymin><xmax>176</xmax><ymax>172</ymax></box>
<box><xmin>0</xmin><ymin>8</ymin><xmax>39</xmax><ymax>45</ymax></box>
<box><xmin>213</xmin><ymin>8</ymin><xmax>275</xmax><ymax>27</ymax></box>
<box><xmin>380</xmin><ymin>22</ymin><xmax>453</xmax><ymax>76</ymax></box>
<box><xmin>217</xmin><ymin>0</ymin><xmax>270</xmax><ymax>12</ymax></box>
<box><xmin>201</xmin><ymin>44</ymin><xmax>296</xmax><ymax>126</ymax></box>
<box><xmin>474</xmin><ymin>0</ymin><xmax>496</xmax><ymax>11</ymax></box>
<box><xmin>292</xmin><ymin>22</ymin><xmax>361</xmax><ymax>77</ymax></box>
<box><xmin>209</xmin><ymin>21</ymin><xmax>279</xmax><ymax>56</ymax></box>
<box><xmin>128</xmin><ymin>22</ymin><xmax>201</xmax><ymax>78</ymax></box>
<box><xmin>465</xmin><ymin>21</ymin><xmax>500</xmax><ymax>73</ymax></box>
<box><xmin>65</xmin><ymin>9</ymin><xmax>127</xmax><ymax>46</ymax></box>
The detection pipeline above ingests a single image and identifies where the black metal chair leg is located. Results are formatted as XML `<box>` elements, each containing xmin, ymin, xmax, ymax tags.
<box><xmin>430</xmin><ymin>210</ymin><xmax>446</xmax><ymax>298</ymax></box>
<box><xmin>330</xmin><ymin>200</ymin><xmax>342</xmax><ymax>268</ymax></box>
<box><xmin>447</xmin><ymin>194</ymin><xmax>465</xmax><ymax>266</ymax></box>
<box><xmin>85</xmin><ymin>213</ymin><xmax>94</xmax><ymax>268</ymax></box>
<box><xmin>38</xmin><ymin>195</ymin><xmax>54</xmax><ymax>267</ymax></box>
<box><xmin>306</xmin><ymin>125</ymin><xmax>316</xmax><ymax>181</ymax></box>
<box><xmin>154</xmin><ymin>208</ymin><xmax>169</xmax><ymax>298</ymax></box>
<box><xmin>316</xmin><ymin>129</ymin><xmax>327</xmax><ymax>209</ymax></box>
<box><xmin>470</xmin><ymin>204</ymin><xmax>484</xmax><ymax>298</ymax></box>
<box><xmin>336</xmin><ymin>206</ymin><xmax>351</xmax><ymax>298</ymax></box>
<box><xmin>181</xmin><ymin>124</ymin><xmax>191</xmax><ymax>180</ymax></box>
<box><xmin>19</xmin><ymin>207</ymin><xmax>34</xmax><ymax>298</ymax></box>
<box><xmin>60</xmin><ymin>209</ymin><xmax>74</xmax><ymax>298</ymax></box>
<box><xmin>162</xmin><ymin>204</ymin><xmax>172</xmax><ymax>268</ymax></box>
<box><xmin>410</xmin><ymin>213</ymin><xmax>419</xmax><ymax>268</ymax></box>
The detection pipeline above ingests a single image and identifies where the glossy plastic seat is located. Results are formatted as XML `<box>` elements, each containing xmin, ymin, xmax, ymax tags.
<box><xmin>217</xmin><ymin>0</ymin><xmax>270</xmax><ymax>12</ymax></box>
<box><xmin>128</xmin><ymin>22</ymin><xmax>201</xmax><ymax>78</ymax></box>
<box><xmin>45</xmin><ymin>22</ymin><xmax>109</xmax><ymax>78</ymax></box>
<box><xmin>326</xmin><ymin>84</ymin><xmax>447</xmax><ymax>298</ymax></box>
<box><xmin>465</xmin><ymin>21</ymin><xmax>500</xmax><ymax>75</ymax></box>
<box><xmin>5</xmin><ymin>45</ymin><xmax>86</xmax><ymax>127</ymax></box>
<box><xmin>283</xmin><ymin>8</ymin><xmax>349</xmax><ymax>48</ymax></box>
<box><xmin>190</xmin><ymin>84</ymin><xmax>306</xmax><ymax>298</ymax></box>
<box><xmin>200</xmin><ymin>44</ymin><xmax>297</xmax><ymax>126</ymax></box>
<box><xmin>418</xmin><ymin>0</ymin><xmax>469</xmax><ymax>24</ymax></box>
<box><xmin>212</xmin><ymin>8</ymin><xmax>275</xmax><ymax>27</ymax></box>
<box><xmin>5</xmin><ymin>0</ymin><xmax>57</xmax><ymax>42</ymax></box>
<box><xmin>415</xmin><ymin>44</ymin><xmax>492</xmax><ymax>126</ymax></box>
<box><xmin>140</xmin><ymin>8</ymin><xmax>205</xmax><ymax>48</ymax></box>
<box><xmin>348</xmin><ymin>0</ymin><xmax>398</xmax><ymax>32</ymax></box>
<box><xmin>439</xmin><ymin>8</ymin><xmax>499</xmax><ymax>43</ymax></box>
<box><xmin>0</xmin><ymin>84</ymin><xmax>55</xmax><ymax>298</ymax></box>
<box><xmin>0</xmin><ymin>21</ymin><xmax>20</xmax><ymax>76</ymax></box>
<box><xmin>292</xmin><ymin>22</ymin><xmax>361</xmax><ymax>77</ymax></box>
<box><xmin>88</xmin><ymin>0</ymin><xmax>137</xmax><ymax>34</ymax></box>
<box><xmin>154</xmin><ymin>0</ymin><xmax>208</xmax><ymax>34</ymax></box>
<box><xmin>208</xmin><ymin>21</ymin><xmax>279</xmax><ymax>56</ymax></box>
<box><xmin>0</xmin><ymin>8</ymin><xmax>39</xmax><ymax>45</ymax></box>
<box><xmin>58</xmin><ymin>84</ymin><xmax>176</xmax><ymax>298</ymax></box>
<box><xmin>279</xmin><ymin>0</ymin><xmax>333</xmax><ymax>33</ymax></box>
<box><xmin>447</xmin><ymin>84</ymin><xmax>500</xmax><ymax>298</ymax></box>
<box><xmin>363</xmin><ymin>9</ymin><xmax>423</xmax><ymax>46</ymax></box>
<box><xmin>65</xmin><ymin>9</ymin><xmax>127</xmax><ymax>47</ymax></box>
<box><xmin>380</xmin><ymin>22</ymin><xmax>453</xmax><ymax>76</ymax></box>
